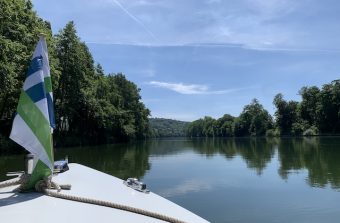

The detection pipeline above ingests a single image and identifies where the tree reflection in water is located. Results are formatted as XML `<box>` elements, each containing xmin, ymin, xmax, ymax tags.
<box><xmin>190</xmin><ymin>137</ymin><xmax>340</xmax><ymax>189</ymax></box>
<box><xmin>55</xmin><ymin>141</ymin><xmax>152</xmax><ymax>180</ymax></box>
<box><xmin>1</xmin><ymin>137</ymin><xmax>340</xmax><ymax>189</ymax></box>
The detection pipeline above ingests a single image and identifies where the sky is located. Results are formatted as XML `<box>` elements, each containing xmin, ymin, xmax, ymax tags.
<box><xmin>32</xmin><ymin>0</ymin><xmax>340</xmax><ymax>121</ymax></box>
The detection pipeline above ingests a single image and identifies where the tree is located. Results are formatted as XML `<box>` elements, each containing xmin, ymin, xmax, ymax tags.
<box><xmin>299</xmin><ymin>86</ymin><xmax>321</xmax><ymax>127</ymax></box>
<box><xmin>54</xmin><ymin>21</ymin><xmax>96</xmax><ymax>145</ymax></box>
<box><xmin>318</xmin><ymin>80</ymin><xmax>340</xmax><ymax>133</ymax></box>
<box><xmin>53</xmin><ymin>22</ymin><xmax>150</xmax><ymax>146</ymax></box>
<box><xmin>111</xmin><ymin>73</ymin><xmax>150</xmax><ymax>140</ymax></box>
<box><xmin>216</xmin><ymin>114</ymin><xmax>235</xmax><ymax>137</ymax></box>
<box><xmin>202</xmin><ymin>116</ymin><xmax>217</xmax><ymax>137</ymax></box>
<box><xmin>149</xmin><ymin>118</ymin><xmax>189</xmax><ymax>137</ymax></box>
<box><xmin>187</xmin><ymin>100</ymin><xmax>272</xmax><ymax>137</ymax></box>
<box><xmin>187</xmin><ymin>119</ymin><xmax>204</xmax><ymax>137</ymax></box>
<box><xmin>0</xmin><ymin>0</ymin><xmax>59</xmax><ymax>148</ymax></box>
<box><xmin>273</xmin><ymin>94</ymin><xmax>300</xmax><ymax>135</ymax></box>
<box><xmin>235</xmin><ymin>99</ymin><xmax>273</xmax><ymax>136</ymax></box>
<box><xmin>0</xmin><ymin>2</ymin><xmax>151</xmax><ymax>150</ymax></box>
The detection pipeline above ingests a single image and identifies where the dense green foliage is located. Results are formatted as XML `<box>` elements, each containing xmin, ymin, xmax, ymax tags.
<box><xmin>53</xmin><ymin>22</ymin><xmax>150</xmax><ymax>146</ymax></box>
<box><xmin>187</xmin><ymin>81</ymin><xmax>340</xmax><ymax>137</ymax></box>
<box><xmin>149</xmin><ymin>118</ymin><xmax>189</xmax><ymax>137</ymax></box>
<box><xmin>273</xmin><ymin>93</ymin><xmax>301</xmax><ymax>135</ymax></box>
<box><xmin>234</xmin><ymin>99</ymin><xmax>273</xmax><ymax>136</ymax></box>
<box><xmin>0</xmin><ymin>0</ymin><xmax>58</xmax><ymax>152</ymax></box>
<box><xmin>187</xmin><ymin>99</ymin><xmax>273</xmax><ymax>137</ymax></box>
<box><xmin>274</xmin><ymin>80</ymin><xmax>340</xmax><ymax>136</ymax></box>
<box><xmin>0</xmin><ymin>0</ymin><xmax>150</xmax><ymax>151</ymax></box>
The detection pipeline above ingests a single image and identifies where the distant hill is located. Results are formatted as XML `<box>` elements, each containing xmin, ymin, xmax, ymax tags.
<box><xmin>149</xmin><ymin>118</ymin><xmax>190</xmax><ymax>137</ymax></box>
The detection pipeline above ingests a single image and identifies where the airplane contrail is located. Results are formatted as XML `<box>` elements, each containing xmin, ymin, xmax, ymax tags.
<box><xmin>110</xmin><ymin>0</ymin><xmax>159</xmax><ymax>42</ymax></box>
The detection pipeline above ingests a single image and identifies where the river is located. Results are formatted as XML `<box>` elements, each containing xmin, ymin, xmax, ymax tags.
<box><xmin>1</xmin><ymin>137</ymin><xmax>340</xmax><ymax>223</ymax></box>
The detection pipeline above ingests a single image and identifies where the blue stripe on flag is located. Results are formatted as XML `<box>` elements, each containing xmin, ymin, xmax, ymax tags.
<box><xmin>27</xmin><ymin>56</ymin><xmax>43</xmax><ymax>77</ymax></box>
<box><xmin>25</xmin><ymin>82</ymin><xmax>46</xmax><ymax>103</ymax></box>
<box><xmin>46</xmin><ymin>93</ymin><xmax>56</xmax><ymax>128</ymax></box>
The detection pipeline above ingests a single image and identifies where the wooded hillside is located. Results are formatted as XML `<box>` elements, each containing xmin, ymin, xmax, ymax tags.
<box><xmin>149</xmin><ymin>118</ymin><xmax>189</xmax><ymax>137</ymax></box>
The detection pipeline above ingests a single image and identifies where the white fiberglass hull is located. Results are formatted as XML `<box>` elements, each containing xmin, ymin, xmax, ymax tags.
<box><xmin>0</xmin><ymin>163</ymin><xmax>209</xmax><ymax>223</ymax></box>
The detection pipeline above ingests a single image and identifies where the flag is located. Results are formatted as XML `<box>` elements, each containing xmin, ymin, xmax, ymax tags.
<box><xmin>10</xmin><ymin>36</ymin><xmax>55</xmax><ymax>189</ymax></box>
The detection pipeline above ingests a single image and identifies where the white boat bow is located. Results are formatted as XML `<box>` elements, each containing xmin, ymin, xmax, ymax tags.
<box><xmin>0</xmin><ymin>163</ymin><xmax>209</xmax><ymax>223</ymax></box>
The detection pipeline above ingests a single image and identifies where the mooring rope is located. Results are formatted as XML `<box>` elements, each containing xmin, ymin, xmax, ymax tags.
<box><xmin>0</xmin><ymin>174</ymin><xmax>32</xmax><ymax>191</ymax></box>
<box><xmin>0</xmin><ymin>175</ymin><xmax>188</xmax><ymax>223</ymax></box>
<box><xmin>0</xmin><ymin>177</ymin><xmax>21</xmax><ymax>189</ymax></box>
<box><xmin>39</xmin><ymin>185</ymin><xmax>187</xmax><ymax>223</ymax></box>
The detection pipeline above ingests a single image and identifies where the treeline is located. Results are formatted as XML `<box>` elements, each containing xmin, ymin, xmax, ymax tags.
<box><xmin>0</xmin><ymin>0</ymin><xmax>150</xmax><ymax>151</ymax></box>
<box><xmin>149</xmin><ymin>118</ymin><xmax>189</xmax><ymax>137</ymax></box>
<box><xmin>187</xmin><ymin>80</ymin><xmax>340</xmax><ymax>137</ymax></box>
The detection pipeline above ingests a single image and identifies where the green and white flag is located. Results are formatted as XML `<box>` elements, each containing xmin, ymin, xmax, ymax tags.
<box><xmin>10</xmin><ymin>36</ymin><xmax>55</xmax><ymax>189</ymax></box>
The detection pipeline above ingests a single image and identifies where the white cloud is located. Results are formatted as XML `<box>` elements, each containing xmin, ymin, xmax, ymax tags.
<box><xmin>115</xmin><ymin>0</ymin><xmax>301</xmax><ymax>49</ymax></box>
<box><xmin>148</xmin><ymin>81</ymin><xmax>208</xmax><ymax>94</ymax></box>
<box><xmin>148</xmin><ymin>81</ymin><xmax>254</xmax><ymax>95</ymax></box>
<box><xmin>202</xmin><ymin>0</ymin><xmax>303</xmax><ymax>49</ymax></box>
<box><xmin>35</xmin><ymin>0</ymin><xmax>338</xmax><ymax>51</ymax></box>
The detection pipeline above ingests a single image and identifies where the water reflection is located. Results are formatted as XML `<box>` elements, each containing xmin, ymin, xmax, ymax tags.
<box><xmin>54</xmin><ymin>141</ymin><xmax>152</xmax><ymax>180</ymax></box>
<box><xmin>1</xmin><ymin>137</ymin><xmax>340</xmax><ymax>189</ymax></box>
<box><xmin>277</xmin><ymin>137</ymin><xmax>340</xmax><ymax>189</ymax></box>
<box><xmin>191</xmin><ymin>137</ymin><xmax>340</xmax><ymax>189</ymax></box>
<box><xmin>192</xmin><ymin>138</ymin><xmax>276</xmax><ymax>175</ymax></box>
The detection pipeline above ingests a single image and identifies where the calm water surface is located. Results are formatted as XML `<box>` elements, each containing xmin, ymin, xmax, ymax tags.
<box><xmin>1</xmin><ymin>137</ymin><xmax>340</xmax><ymax>223</ymax></box>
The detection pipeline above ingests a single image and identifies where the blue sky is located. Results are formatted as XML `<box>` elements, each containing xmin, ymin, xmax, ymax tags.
<box><xmin>32</xmin><ymin>0</ymin><xmax>340</xmax><ymax>121</ymax></box>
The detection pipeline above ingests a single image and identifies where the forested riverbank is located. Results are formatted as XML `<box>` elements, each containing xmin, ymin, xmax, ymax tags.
<box><xmin>187</xmin><ymin>80</ymin><xmax>340</xmax><ymax>137</ymax></box>
<box><xmin>0</xmin><ymin>0</ymin><xmax>150</xmax><ymax>152</ymax></box>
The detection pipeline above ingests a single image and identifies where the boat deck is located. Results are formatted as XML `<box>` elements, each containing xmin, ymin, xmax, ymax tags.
<box><xmin>0</xmin><ymin>163</ymin><xmax>209</xmax><ymax>223</ymax></box>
